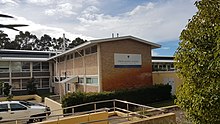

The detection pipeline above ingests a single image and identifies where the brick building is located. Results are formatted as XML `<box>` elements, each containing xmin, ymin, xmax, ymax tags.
<box><xmin>49</xmin><ymin>36</ymin><xmax>160</xmax><ymax>95</ymax></box>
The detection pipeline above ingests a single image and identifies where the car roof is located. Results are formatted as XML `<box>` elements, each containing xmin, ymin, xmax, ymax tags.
<box><xmin>0</xmin><ymin>101</ymin><xmax>20</xmax><ymax>104</ymax></box>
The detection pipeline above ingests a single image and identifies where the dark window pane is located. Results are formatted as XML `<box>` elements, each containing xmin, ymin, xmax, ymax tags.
<box><xmin>22</xmin><ymin>62</ymin><xmax>30</xmax><ymax>72</ymax></box>
<box><xmin>0</xmin><ymin>104</ymin><xmax>8</xmax><ymax>112</ymax></box>
<box><xmin>10</xmin><ymin>103</ymin><xmax>27</xmax><ymax>111</ymax></box>
<box><xmin>42</xmin><ymin>78</ymin><xmax>49</xmax><ymax>88</ymax></box>
<box><xmin>42</xmin><ymin>62</ymin><xmax>49</xmax><ymax>71</ymax></box>
<box><xmin>33</xmin><ymin>62</ymin><xmax>41</xmax><ymax>71</ymax></box>
<box><xmin>91</xmin><ymin>45</ymin><xmax>97</xmax><ymax>53</ymax></box>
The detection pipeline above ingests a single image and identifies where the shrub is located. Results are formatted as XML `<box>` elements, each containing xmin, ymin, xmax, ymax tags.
<box><xmin>62</xmin><ymin>84</ymin><xmax>171</xmax><ymax>113</ymax></box>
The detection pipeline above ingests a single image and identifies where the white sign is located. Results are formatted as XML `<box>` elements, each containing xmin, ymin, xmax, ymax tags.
<box><xmin>114</xmin><ymin>53</ymin><xmax>142</xmax><ymax>68</ymax></box>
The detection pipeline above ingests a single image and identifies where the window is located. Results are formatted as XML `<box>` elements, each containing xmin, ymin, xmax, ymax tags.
<box><xmin>70</xmin><ymin>54</ymin><xmax>73</xmax><ymax>59</ymax></box>
<box><xmin>34</xmin><ymin>78</ymin><xmax>41</xmax><ymax>88</ymax></box>
<box><xmin>91</xmin><ymin>45</ymin><xmax>97</xmax><ymax>53</ymax></box>
<box><xmin>12</xmin><ymin>79</ymin><xmax>21</xmax><ymax>89</ymax></box>
<box><xmin>67</xmin><ymin>54</ymin><xmax>70</xmax><ymax>60</ymax></box>
<box><xmin>21</xmin><ymin>79</ymin><xmax>29</xmax><ymax>89</ymax></box>
<box><xmin>33</xmin><ymin>62</ymin><xmax>41</xmax><ymax>71</ymax></box>
<box><xmin>0</xmin><ymin>62</ymin><xmax>9</xmax><ymax>72</ymax></box>
<box><xmin>85</xmin><ymin>45</ymin><xmax>97</xmax><ymax>55</ymax></box>
<box><xmin>42</xmin><ymin>62</ymin><xmax>49</xmax><ymax>71</ymax></box>
<box><xmin>10</xmin><ymin>103</ymin><xmax>27</xmax><ymax>111</ymax></box>
<box><xmin>67</xmin><ymin>83</ymin><xmax>70</xmax><ymax>91</ymax></box>
<box><xmin>79</xmin><ymin>78</ymin><xmax>84</xmax><ymax>83</ymax></box>
<box><xmin>42</xmin><ymin>78</ymin><xmax>49</xmax><ymax>88</ymax></box>
<box><xmin>75</xmin><ymin>50</ymin><xmax>84</xmax><ymax>58</ymax></box>
<box><xmin>86</xmin><ymin>77</ymin><xmax>98</xmax><ymax>85</ymax></box>
<box><xmin>85</xmin><ymin>47</ymin><xmax>91</xmax><ymax>55</ymax></box>
<box><xmin>59</xmin><ymin>56</ymin><xmax>65</xmax><ymax>62</ymax></box>
<box><xmin>22</xmin><ymin>62</ymin><xmax>30</xmax><ymax>72</ymax></box>
<box><xmin>0</xmin><ymin>104</ymin><xmax>8</xmax><ymax>112</ymax></box>
<box><xmin>11</xmin><ymin>62</ymin><xmax>22</xmax><ymax>72</ymax></box>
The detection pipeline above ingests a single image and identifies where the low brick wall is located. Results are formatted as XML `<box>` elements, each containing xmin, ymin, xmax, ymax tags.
<box><xmin>121</xmin><ymin>113</ymin><xmax>176</xmax><ymax>124</ymax></box>
<box><xmin>0</xmin><ymin>94</ymin><xmax>42</xmax><ymax>102</ymax></box>
<box><xmin>36</xmin><ymin>111</ymin><xmax>108</xmax><ymax>124</ymax></box>
<box><xmin>44</xmin><ymin>97</ymin><xmax>63</xmax><ymax>117</ymax></box>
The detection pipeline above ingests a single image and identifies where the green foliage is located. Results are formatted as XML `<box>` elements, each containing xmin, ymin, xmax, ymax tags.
<box><xmin>175</xmin><ymin>0</ymin><xmax>220</xmax><ymax>123</ymax></box>
<box><xmin>26</xmin><ymin>77</ymin><xmax>38</xmax><ymax>95</ymax></box>
<box><xmin>0</xmin><ymin>30</ymin><xmax>87</xmax><ymax>51</ymax></box>
<box><xmin>62</xmin><ymin>84</ymin><xmax>171</xmax><ymax>113</ymax></box>
<box><xmin>0</xmin><ymin>81</ymin><xmax>13</xmax><ymax>100</ymax></box>
<box><xmin>3</xmin><ymin>83</ymin><xmax>12</xmax><ymax>96</ymax></box>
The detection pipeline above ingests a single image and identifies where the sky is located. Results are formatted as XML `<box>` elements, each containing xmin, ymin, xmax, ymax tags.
<box><xmin>0</xmin><ymin>0</ymin><xmax>197</xmax><ymax>56</ymax></box>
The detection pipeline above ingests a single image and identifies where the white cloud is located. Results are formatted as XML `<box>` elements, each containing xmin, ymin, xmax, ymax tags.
<box><xmin>0</xmin><ymin>14</ymin><xmax>93</xmax><ymax>41</ymax></box>
<box><xmin>72</xmin><ymin>0</ymin><xmax>196</xmax><ymax>43</ymax></box>
<box><xmin>128</xmin><ymin>2</ymin><xmax>154</xmax><ymax>16</ymax></box>
<box><xmin>26</xmin><ymin>0</ymin><xmax>53</xmax><ymax>5</ymax></box>
<box><xmin>0</xmin><ymin>0</ymin><xmax>18</xmax><ymax>6</ymax></box>
<box><xmin>45</xmin><ymin>2</ymin><xmax>80</xmax><ymax>17</ymax></box>
<box><xmin>0</xmin><ymin>0</ymin><xmax>197</xmax><ymax>45</ymax></box>
<box><xmin>161</xmin><ymin>47</ymin><xmax>170</xmax><ymax>50</ymax></box>
<box><xmin>152</xmin><ymin>50</ymin><xmax>159</xmax><ymax>56</ymax></box>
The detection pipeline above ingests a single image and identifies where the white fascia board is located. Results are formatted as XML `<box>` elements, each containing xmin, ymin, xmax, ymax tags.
<box><xmin>0</xmin><ymin>57</ymin><xmax>48</xmax><ymax>61</ymax></box>
<box><xmin>152</xmin><ymin>60</ymin><xmax>175</xmax><ymax>63</ymax></box>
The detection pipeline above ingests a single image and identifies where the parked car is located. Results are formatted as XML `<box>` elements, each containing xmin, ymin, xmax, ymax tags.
<box><xmin>0</xmin><ymin>101</ymin><xmax>50</xmax><ymax>123</ymax></box>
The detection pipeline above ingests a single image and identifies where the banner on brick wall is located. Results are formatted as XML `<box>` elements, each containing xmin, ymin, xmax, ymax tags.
<box><xmin>114</xmin><ymin>53</ymin><xmax>142</xmax><ymax>68</ymax></box>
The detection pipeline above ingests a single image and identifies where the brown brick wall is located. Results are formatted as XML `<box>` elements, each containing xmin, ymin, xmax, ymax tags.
<box><xmin>56</xmin><ymin>53</ymin><xmax>98</xmax><ymax>76</ymax></box>
<box><xmin>99</xmin><ymin>39</ymin><xmax>152</xmax><ymax>91</ymax></box>
<box><xmin>76</xmin><ymin>84</ymin><xmax>98</xmax><ymax>92</ymax></box>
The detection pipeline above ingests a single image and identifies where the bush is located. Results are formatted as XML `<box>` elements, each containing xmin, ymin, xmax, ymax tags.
<box><xmin>62</xmin><ymin>84</ymin><xmax>171</xmax><ymax>113</ymax></box>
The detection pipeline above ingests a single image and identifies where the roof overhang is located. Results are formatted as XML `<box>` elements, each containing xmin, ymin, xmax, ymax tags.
<box><xmin>90</xmin><ymin>36</ymin><xmax>161</xmax><ymax>49</ymax></box>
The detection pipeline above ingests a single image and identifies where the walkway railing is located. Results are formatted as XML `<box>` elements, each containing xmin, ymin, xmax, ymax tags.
<box><xmin>0</xmin><ymin>99</ymin><xmax>165</xmax><ymax>124</ymax></box>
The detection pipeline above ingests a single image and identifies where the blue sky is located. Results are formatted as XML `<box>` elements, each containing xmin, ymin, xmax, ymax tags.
<box><xmin>0</xmin><ymin>0</ymin><xmax>197</xmax><ymax>56</ymax></box>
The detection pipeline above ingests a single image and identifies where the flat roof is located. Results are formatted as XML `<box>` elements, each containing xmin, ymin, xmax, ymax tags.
<box><xmin>49</xmin><ymin>36</ymin><xmax>161</xmax><ymax>60</ymax></box>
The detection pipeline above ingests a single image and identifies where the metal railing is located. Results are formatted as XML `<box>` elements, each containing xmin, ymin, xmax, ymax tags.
<box><xmin>0</xmin><ymin>99</ymin><xmax>166</xmax><ymax>124</ymax></box>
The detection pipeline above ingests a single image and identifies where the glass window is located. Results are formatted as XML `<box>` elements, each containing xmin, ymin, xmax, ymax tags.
<box><xmin>75</xmin><ymin>50</ymin><xmax>84</xmax><ymax>58</ymax></box>
<box><xmin>67</xmin><ymin>83</ymin><xmax>70</xmax><ymax>91</ymax></box>
<box><xmin>85</xmin><ymin>47</ymin><xmax>91</xmax><ymax>55</ymax></box>
<box><xmin>0</xmin><ymin>104</ymin><xmax>8</xmax><ymax>112</ymax></box>
<box><xmin>70</xmin><ymin>54</ymin><xmax>73</xmax><ymax>59</ymax></box>
<box><xmin>91</xmin><ymin>45</ymin><xmax>97</xmax><ymax>53</ymax></box>
<box><xmin>34</xmin><ymin>78</ymin><xmax>41</xmax><ymax>88</ymax></box>
<box><xmin>22</xmin><ymin>62</ymin><xmax>30</xmax><ymax>72</ymax></box>
<box><xmin>42</xmin><ymin>62</ymin><xmax>49</xmax><ymax>71</ymax></box>
<box><xmin>86</xmin><ymin>77</ymin><xmax>98</xmax><ymax>85</ymax></box>
<box><xmin>21</xmin><ymin>79</ymin><xmax>29</xmax><ymax>89</ymax></box>
<box><xmin>12</xmin><ymin>79</ymin><xmax>21</xmax><ymax>89</ymax></box>
<box><xmin>33</xmin><ymin>62</ymin><xmax>41</xmax><ymax>71</ymax></box>
<box><xmin>10</xmin><ymin>103</ymin><xmax>27</xmax><ymax>111</ymax></box>
<box><xmin>11</xmin><ymin>62</ymin><xmax>22</xmax><ymax>72</ymax></box>
<box><xmin>0</xmin><ymin>62</ymin><xmax>9</xmax><ymax>72</ymax></box>
<box><xmin>42</xmin><ymin>78</ymin><xmax>49</xmax><ymax>88</ymax></box>
<box><xmin>79</xmin><ymin>78</ymin><xmax>84</xmax><ymax>83</ymax></box>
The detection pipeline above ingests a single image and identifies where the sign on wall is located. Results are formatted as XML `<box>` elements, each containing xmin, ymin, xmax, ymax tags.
<box><xmin>114</xmin><ymin>53</ymin><xmax>142</xmax><ymax>68</ymax></box>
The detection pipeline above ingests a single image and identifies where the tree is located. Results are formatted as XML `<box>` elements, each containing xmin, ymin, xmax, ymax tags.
<box><xmin>68</xmin><ymin>37</ymin><xmax>87</xmax><ymax>49</ymax></box>
<box><xmin>33</xmin><ymin>34</ymin><xmax>52</xmax><ymax>51</ymax></box>
<box><xmin>26</xmin><ymin>77</ymin><xmax>38</xmax><ymax>95</ymax></box>
<box><xmin>175</xmin><ymin>0</ymin><xmax>220</xmax><ymax>123</ymax></box>
<box><xmin>13</xmin><ymin>31</ymin><xmax>38</xmax><ymax>50</ymax></box>
<box><xmin>0</xmin><ymin>30</ymin><xmax>10</xmax><ymax>49</ymax></box>
<box><xmin>0</xmin><ymin>81</ymin><xmax>13</xmax><ymax>100</ymax></box>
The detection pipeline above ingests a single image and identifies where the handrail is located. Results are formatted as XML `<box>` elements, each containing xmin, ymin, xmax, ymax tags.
<box><xmin>0</xmin><ymin>99</ymin><xmax>166</xmax><ymax>123</ymax></box>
